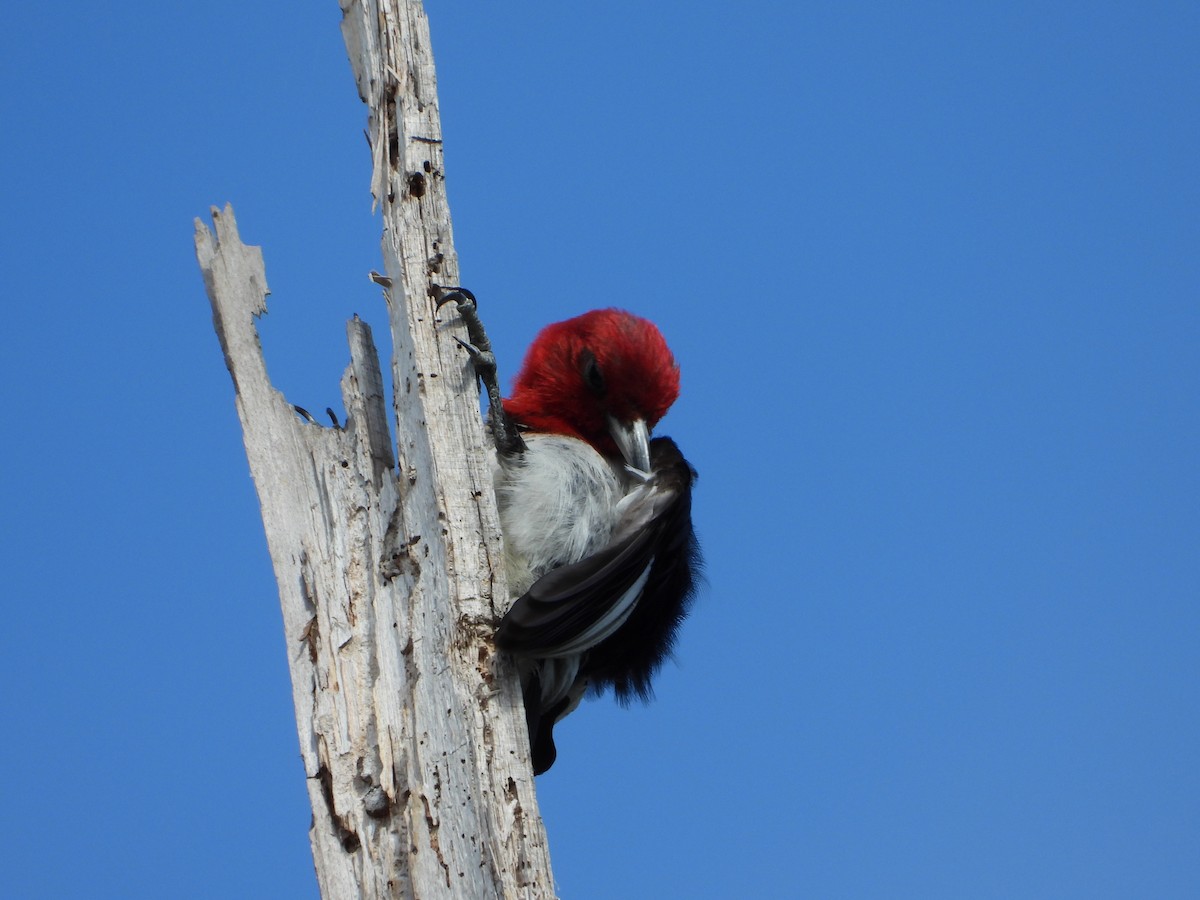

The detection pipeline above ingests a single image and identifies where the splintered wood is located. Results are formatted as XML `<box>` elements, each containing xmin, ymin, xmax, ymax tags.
<box><xmin>194</xmin><ymin>1</ymin><xmax>554</xmax><ymax>896</ymax></box>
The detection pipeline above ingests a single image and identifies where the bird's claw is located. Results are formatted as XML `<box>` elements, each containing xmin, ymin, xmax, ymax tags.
<box><xmin>438</xmin><ymin>286</ymin><xmax>495</xmax><ymax>363</ymax></box>
<box><xmin>292</xmin><ymin>405</ymin><xmax>342</xmax><ymax>430</ymax></box>
<box><xmin>452</xmin><ymin>335</ymin><xmax>490</xmax><ymax>363</ymax></box>
<box><xmin>452</xmin><ymin>336</ymin><xmax>501</xmax><ymax>383</ymax></box>
<box><xmin>436</xmin><ymin>287</ymin><xmax>477</xmax><ymax>314</ymax></box>
<box><xmin>436</xmin><ymin>286</ymin><xmax>525</xmax><ymax>455</ymax></box>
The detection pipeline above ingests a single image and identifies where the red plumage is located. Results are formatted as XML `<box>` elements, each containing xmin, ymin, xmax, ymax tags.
<box><xmin>503</xmin><ymin>309</ymin><xmax>680</xmax><ymax>457</ymax></box>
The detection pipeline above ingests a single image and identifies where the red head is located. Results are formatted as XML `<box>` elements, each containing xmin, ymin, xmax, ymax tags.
<box><xmin>503</xmin><ymin>309</ymin><xmax>681</xmax><ymax>460</ymax></box>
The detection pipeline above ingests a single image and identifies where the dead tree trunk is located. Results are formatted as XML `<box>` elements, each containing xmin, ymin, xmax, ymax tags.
<box><xmin>193</xmin><ymin>1</ymin><xmax>555</xmax><ymax>896</ymax></box>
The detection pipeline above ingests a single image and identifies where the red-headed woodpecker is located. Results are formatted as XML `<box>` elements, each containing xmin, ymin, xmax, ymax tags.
<box><xmin>439</xmin><ymin>291</ymin><xmax>701</xmax><ymax>774</ymax></box>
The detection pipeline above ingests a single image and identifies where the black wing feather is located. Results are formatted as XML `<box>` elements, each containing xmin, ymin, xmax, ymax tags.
<box><xmin>496</xmin><ymin>437</ymin><xmax>701</xmax><ymax>698</ymax></box>
<box><xmin>494</xmin><ymin>527</ymin><xmax>655</xmax><ymax>654</ymax></box>
<box><xmin>584</xmin><ymin>438</ymin><xmax>701</xmax><ymax>702</ymax></box>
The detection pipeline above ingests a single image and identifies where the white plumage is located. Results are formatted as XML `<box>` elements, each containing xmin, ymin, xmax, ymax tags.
<box><xmin>494</xmin><ymin>432</ymin><xmax>662</xmax><ymax>710</ymax></box>
<box><xmin>494</xmin><ymin>432</ymin><xmax>626</xmax><ymax>596</ymax></box>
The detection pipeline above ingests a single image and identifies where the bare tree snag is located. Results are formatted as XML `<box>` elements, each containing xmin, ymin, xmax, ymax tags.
<box><xmin>193</xmin><ymin>1</ymin><xmax>555</xmax><ymax>896</ymax></box>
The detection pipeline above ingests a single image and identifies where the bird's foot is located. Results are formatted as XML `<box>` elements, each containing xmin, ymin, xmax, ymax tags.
<box><xmin>437</xmin><ymin>288</ymin><xmax>496</xmax><ymax>374</ymax></box>
<box><xmin>436</xmin><ymin>287</ymin><xmax>525</xmax><ymax>455</ymax></box>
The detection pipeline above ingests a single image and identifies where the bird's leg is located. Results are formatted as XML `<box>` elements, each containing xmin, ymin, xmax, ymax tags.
<box><xmin>436</xmin><ymin>287</ymin><xmax>526</xmax><ymax>455</ymax></box>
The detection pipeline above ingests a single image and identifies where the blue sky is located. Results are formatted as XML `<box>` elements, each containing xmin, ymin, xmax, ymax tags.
<box><xmin>2</xmin><ymin>2</ymin><xmax>1197</xmax><ymax>897</ymax></box>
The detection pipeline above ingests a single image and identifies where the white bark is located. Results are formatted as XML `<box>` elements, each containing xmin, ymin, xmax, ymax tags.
<box><xmin>192</xmin><ymin>1</ymin><xmax>555</xmax><ymax>896</ymax></box>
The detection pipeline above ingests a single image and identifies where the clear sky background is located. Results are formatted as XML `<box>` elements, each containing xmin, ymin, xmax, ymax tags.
<box><xmin>2</xmin><ymin>2</ymin><xmax>1197</xmax><ymax>898</ymax></box>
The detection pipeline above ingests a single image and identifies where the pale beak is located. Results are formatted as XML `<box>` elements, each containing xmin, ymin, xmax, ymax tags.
<box><xmin>608</xmin><ymin>416</ymin><xmax>651</xmax><ymax>476</ymax></box>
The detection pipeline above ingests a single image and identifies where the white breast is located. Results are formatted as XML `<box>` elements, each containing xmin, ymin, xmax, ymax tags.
<box><xmin>494</xmin><ymin>432</ymin><xmax>628</xmax><ymax>596</ymax></box>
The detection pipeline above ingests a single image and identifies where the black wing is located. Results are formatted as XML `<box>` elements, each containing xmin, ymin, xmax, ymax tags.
<box><xmin>584</xmin><ymin>438</ymin><xmax>701</xmax><ymax>702</ymax></box>
<box><xmin>495</xmin><ymin>437</ymin><xmax>701</xmax><ymax>701</ymax></box>
<box><xmin>494</xmin><ymin>524</ymin><xmax>657</xmax><ymax>656</ymax></box>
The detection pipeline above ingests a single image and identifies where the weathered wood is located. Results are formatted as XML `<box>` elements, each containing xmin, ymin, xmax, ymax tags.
<box><xmin>193</xmin><ymin>0</ymin><xmax>555</xmax><ymax>896</ymax></box>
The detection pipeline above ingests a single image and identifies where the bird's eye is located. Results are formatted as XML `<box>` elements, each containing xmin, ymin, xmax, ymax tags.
<box><xmin>579</xmin><ymin>349</ymin><xmax>606</xmax><ymax>397</ymax></box>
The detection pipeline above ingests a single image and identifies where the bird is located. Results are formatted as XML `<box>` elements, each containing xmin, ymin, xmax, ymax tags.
<box><xmin>438</xmin><ymin>290</ymin><xmax>701</xmax><ymax>774</ymax></box>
